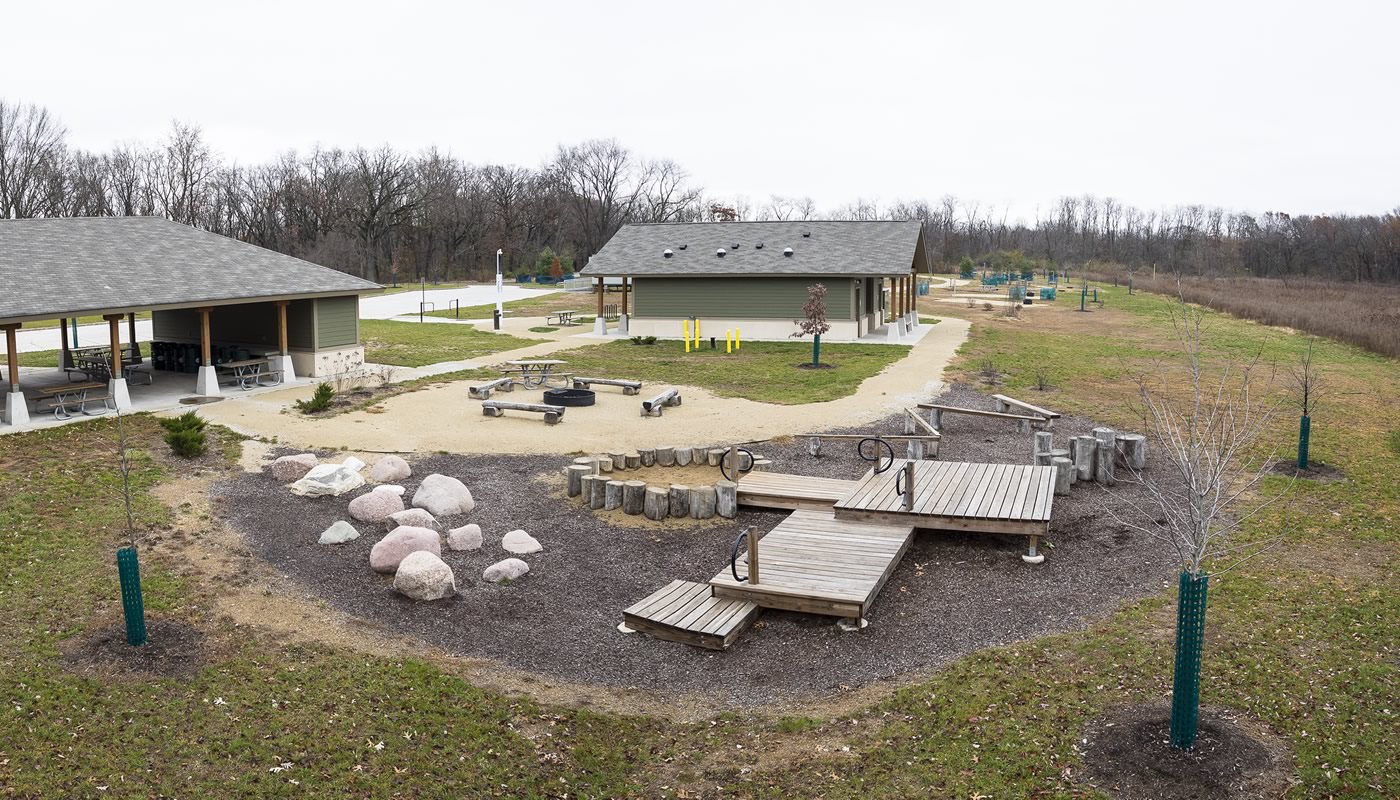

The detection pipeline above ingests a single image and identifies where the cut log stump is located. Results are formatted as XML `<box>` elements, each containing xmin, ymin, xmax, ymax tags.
<box><xmin>622</xmin><ymin>480</ymin><xmax>647</xmax><ymax>515</ymax></box>
<box><xmin>690</xmin><ymin>486</ymin><xmax>717</xmax><ymax>519</ymax></box>
<box><xmin>644</xmin><ymin>486</ymin><xmax>669</xmax><ymax>520</ymax></box>
<box><xmin>668</xmin><ymin>484</ymin><xmax>690</xmax><ymax>518</ymax></box>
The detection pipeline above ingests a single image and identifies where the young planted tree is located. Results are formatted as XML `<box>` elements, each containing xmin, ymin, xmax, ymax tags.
<box><xmin>112</xmin><ymin>411</ymin><xmax>148</xmax><ymax>646</ymax></box>
<box><xmin>1289</xmin><ymin>338</ymin><xmax>1323</xmax><ymax>469</ymax></box>
<box><xmin>1108</xmin><ymin>302</ymin><xmax>1288</xmax><ymax>750</ymax></box>
<box><xmin>791</xmin><ymin>283</ymin><xmax>831</xmax><ymax>366</ymax></box>
<box><xmin>549</xmin><ymin>254</ymin><xmax>564</xmax><ymax>281</ymax></box>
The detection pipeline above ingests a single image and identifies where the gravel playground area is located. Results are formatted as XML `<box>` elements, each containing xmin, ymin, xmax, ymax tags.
<box><xmin>214</xmin><ymin>384</ymin><xmax>1177</xmax><ymax>708</ymax></box>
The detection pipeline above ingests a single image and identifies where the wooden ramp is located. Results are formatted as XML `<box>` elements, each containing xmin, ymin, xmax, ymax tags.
<box><xmin>735</xmin><ymin>472</ymin><xmax>859</xmax><ymax>511</ymax></box>
<box><xmin>833</xmin><ymin>460</ymin><xmax>1054</xmax><ymax>538</ymax></box>
<box><xmin>710</xmin><ymin>509</ymin><xmax>915</xmax><ymax>619</ymax></box>
<box><xmin>622</xmin><ymin>580</ymin><xmax>759</xmax><ymax>650</ymax></box>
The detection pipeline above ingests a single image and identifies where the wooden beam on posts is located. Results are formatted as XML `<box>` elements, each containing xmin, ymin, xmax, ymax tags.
<box><xmin>3</xmin><ymin>324</ymin><xmax>20</xmax><ymax>392</ymax></box>
<box><xmin>198</xmin><ymin>307</ymin><xmax>212</xmax><ymax>366</ymax></box>
<box><xmin>274</xmin><ymin>300</ymin><xmax>289</xmax><ymax>355</ymax></box>
<box><xmin>104</xmin><ymin>314</ymin><xmax>123</xmax><ymax>378</ymax></box>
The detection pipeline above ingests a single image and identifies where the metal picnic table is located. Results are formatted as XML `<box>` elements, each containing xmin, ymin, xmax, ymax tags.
<box><xmin>501</xmin><ymin>359</ymin><xmax>568</xmax><ymax>388</ymax></box>
<box><xmin>35</xmin><ymin>382</ymin><xmax>110</xmax><ymax>419</ymax></box>
<box><xmin>546</xmin><ymin>310</ymin><xmax>580</xmax><ymax>326</ymax></box>
<box><xmin>218</xmin><ymin>358</ymin><xmax>278</xmax><ymax>390</ymax></box>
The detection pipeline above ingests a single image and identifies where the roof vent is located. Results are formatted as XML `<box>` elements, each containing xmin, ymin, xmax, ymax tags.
<box><xmin>663</xmin><ymin>249</ymin><xmax>673</xmax><ymax>258</ymax></box>
<box><xmin>678</xmin><ymin>243</ymin><xmax>687</xmax><ymax>250</ymax></box>
<box><xmin>802</xmin><ymin>231</ymin><xmax>811</xmax><ymax>237</ymax></box>
<box><xmin>716</xmin><ymin>248</ymin><xmax>726</xmax><ymax>257</ymax></box>
<box><xmin>731</xmin><ymin>243</ymin><xmax>740</xmax><ymax>250</ymax></box>
<box><xmin>783</xmin><ymin>247</ymin><xmax>794</xmax><ymax>257</ymax></box>
<box><xmin>755</xmin><ymin>242</ymin><xmax>764</xmax><ymax>249</ymax></box>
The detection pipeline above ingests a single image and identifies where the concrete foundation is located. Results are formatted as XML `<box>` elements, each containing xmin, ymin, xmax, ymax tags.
<box><xmin>195</xmin><ymin>366</ymin><xmax>221</xmax><ymax>397</ymax></box>
<box><xmin>593</xmin><ymin>318</ymin><xmax>607</xmax><ymax>336</ymax></box>
<box><xmin>109</xmin><ymin>377</ymin><xmax>132</xmax><ymax>411</ymax></box>
<box><xmin>273</xmin><ymin>354</ymin><xmax>297</xmax><ymax>382</ymax></box>
<box><xmin>617</xmin><ymin>313</ymin><xmax>629</xmax><ymax>335</ymax></box>
<box><xmin>5</xmin><ymin>391</ymin><xmax>29</xmax><ymax>426</ymax></box>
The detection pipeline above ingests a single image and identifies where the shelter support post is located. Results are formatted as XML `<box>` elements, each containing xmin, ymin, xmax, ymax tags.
<box><xmin>885</xmin><ymin>275</ymin><xmax>903</xmax><ymax>342</ymax></box>
<box><xmin>3</xmin><ymin>324</ymin><xmax>28</xmax><ymax>427</ymax></box>
<box><xmin>593</xmin><ymin>277</ymin><xmax>607</xmax><ymax>336</ymax></box>
<box><xmin>127</xmin><ymin>312</ymin><xmax>138</xmax><ymax>357</ymax></box>
<box><xmin>618</xmin><ymin>276</ymin><xmax>629</xmax><ymax>334</ymax></box>
<box><xmin>194</xmin><ymin>307</ymin><xmax>221</xmax><ymax>397</ymax></box>
<box><xmin>103</xmin><ymin>314</ymin><xmax>132</xmax><ymax>411</ymax></box>
<box><xmin>273</xmin><ymin>300</ymin><xmax>297</xmax><ymax>381</ymax></box>
<box><xmin>59</xmin><ymin>317</ymin><xmax>71</xmax><ymax>369</ymax></box>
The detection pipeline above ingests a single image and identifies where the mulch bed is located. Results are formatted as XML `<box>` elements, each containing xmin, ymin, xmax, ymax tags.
<box><xmin>213</xmin><ymin>384</ymin><xmax>1178</xmax><ymax>706</ymax></box>
<box><xmin>1080</xmin><ymin>703</ymin><xmax>1292</xmax><ymax>799</ymax></box>
<box><xmin>59</xmin><ymin>619</ymin><xmax>206</xmax><ymax>680</ymax></box>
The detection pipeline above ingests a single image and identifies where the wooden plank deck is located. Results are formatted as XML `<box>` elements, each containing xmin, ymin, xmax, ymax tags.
<box><xmin>709</xmin><ymin>510</ymin><xmax>915</xmax><ymax>619</ymax></box>
<box><xmin>622</xmin><ymin>580</ymin><xmax>759</xmax><ymax>650</ymax></box>
<box><xmin>832</xmin><ymin>460</ymin><xmax>1054</xmax><ymax>536</ymax></box>
<box><xmin>735</xmin><ymin>471</ymin><xmax>860</xmax><ymax>511</ymax></box>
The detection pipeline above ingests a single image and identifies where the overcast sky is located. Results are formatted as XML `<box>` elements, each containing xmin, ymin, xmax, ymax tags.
<box><xmin>8</xmin><ymin>0</ymin><xmax>1398</xmax><ymax>223</ymax></box>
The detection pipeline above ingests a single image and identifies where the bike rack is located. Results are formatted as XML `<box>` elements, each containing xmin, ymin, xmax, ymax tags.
<box><xmin>448</xmin><ymin>299</ymin><xmax>460</xmax><ymax>319</ymax></box>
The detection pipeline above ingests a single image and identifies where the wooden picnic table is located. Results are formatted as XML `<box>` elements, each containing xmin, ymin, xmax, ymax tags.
<box><xmin>218</xmin><ymin>358</ymin><xmax>277</xmax><ymax>390</ymax></box>
<box><xmin>501</xmin><ymin>359</ymin><xmax>568</xmax><ymax>388</ymax></box>
<box><xmin>35</xmin><ymin>382</ymin><xmax>109</xmax><ymax>419</ymax></box>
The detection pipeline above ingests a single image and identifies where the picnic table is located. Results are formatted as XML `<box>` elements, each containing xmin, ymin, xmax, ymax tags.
<box><xmin>35</xmin><ymin>382</ymin><xmax>110</xmax><ymax>419</ymax></box>
<box><xmin>218</xmin><ymin>358</ymin><xmax>281</xmax><ymax>390</ymax></box>
<box><xmin>69</xmin><ymin>347</ymin><xmax>140</xmax><ymax>382</ymax></box>
<box><xmin>501</xmin><ymin>359</ymin><xmax>568</xmax><ymax>388</ymax></box>
<box><xmin>546</xmin><ymin>310</ymin><xmax>580</xmax><ymax>326</ymax></box>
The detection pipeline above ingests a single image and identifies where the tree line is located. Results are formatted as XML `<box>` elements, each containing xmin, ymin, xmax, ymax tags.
<box><xmin>2</xmin><ymin>100</ymin><xmax>1397</xmax><ymax>284</ymax></box>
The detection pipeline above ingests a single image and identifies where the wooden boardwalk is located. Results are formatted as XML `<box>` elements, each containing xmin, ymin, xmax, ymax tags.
<box><xmin>833</xmin><ymin>460</ymin><xmax>1055</xmax><ymax>537</ymax></box>
<box><xmin>735</xmin><ymin>472</ymin><xmax>859</xmax><ymax>511</ymax></box>
<box><xmin>709</xmin><ymin>509</ymin><xmax>915</xmax><ymax>619</ymax></box>
<box><xmin>623</xmin><ymin>580</ymin><xmax>759</xmax><ymax>650</ymax></box>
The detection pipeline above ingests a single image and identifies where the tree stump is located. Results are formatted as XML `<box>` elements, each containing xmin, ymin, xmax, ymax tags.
<box><xmin>644</xmin><ymin>486</ymin><xmax>669</xmax><ymax>521</ymax></box>
<box><xmin>596</xmin><ymin>455</ymin><xmax>614</xmax><ymax>473</ymax></box>
<box><xmin>656</xmin><ymin>446</ymin><xmax>676</xmax><ymax>467</ymax></box>
<box><xmin>715</xmin><ymin>480</ymin><xmax>738</xmax><ymax>519</ymax></box>
<box><xmin>622</xmin><ymin>480</ymin><xmax>647</xmax><ymax>515</ymax></box>
<box><xmin>1052</xmin><ymin>456</ymin><xmax>1073</xmax><ymax>496</ymax></box>
<box><xmin>708</xmin><ymin>448</ymin><xmax>727</xmax><ymax>467</ymax></box>
<box><xmin>691</xmin><ymin>447</ymin><xmax>709</xmax><ymax>465</ymax></box>
<box><xmin>1035</xmin><ymin>448</ymin><xmax>1069</xmax><ymax>466</ymax></box>
<box><xmin>751</xmin><ymin>458</ymin><xmax>773</xmax><ymax>472</ymax></box>
<box><xmin>1071</xmin><ymin>435</ymin><xmax>1096</xmax><ymax>481</ymax></box>
<box><xmin>582</xmin><ymin>474</ymin><xmax>607</xmax><ymax>509</ymax></box>
<box><xmin>675</xmin><ymin>447</ymin><xmax>692</xmax><ymax>467</ymax></box>
<box><xmin>566</xmin><ymin>464</ymin><xmax>591</xmax><ymax>497</ymax></box>
<box><xmin>1034</xmin><ymin>430</ymin><xmax>1054</xmax><ymax>458</ymax></box>
<box><xmin>1116</xmin><ymin>433</ymin><xmax>1147</xmax><ymax>470</ymax></box>
<box><xmin>1093</xmin><ymin>427</ymin><xmax>1117</xmax><ymax>485</ymax></box>
<box><xmin>639</xmin><ymin>448</ymin><xmax>656</xmax><ymax>467</ymax></box>
<box><xmin>690</xmin><ymin>486</ymin><xmax>717</xmax><ymax>519</ymax></box>
<box><xmin>668</xmin><ymin>484</ymin><xmax>690</xmax><ymax>517</ymax></box>
<box><xmin>807</xmin><ymin>437</ymin><xmax>822</xmax><ymax>458</ymax></box>
<box><xmin>624</xmin><ymin>452</ymin><xmax>641</xmax><ymax>470</ymax></box>
<box><xmin>604</xmin><ymin>480</ymin><xmax>624</xmax><ymax>510</ymax></box>
<box><xmin>607</xmin><ymin>450</ymin><xmax>627</xmax><ymax>471</ymax></box>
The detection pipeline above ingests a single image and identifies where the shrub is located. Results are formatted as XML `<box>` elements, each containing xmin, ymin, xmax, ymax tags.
<box><xmin>165</xmin><ymin>427</ymin><xmax>207</xmax><ymax>458</ymax></box>
<box><xmin>644</xmin><ymin>335</ymin><xmax>657</xmax><ymax>345</ymax></box>
<box><xmin>295</xmin><ymin>382</ymin><xmax>335</xmax><ymax>414</ymax></box>
<box><xmin>159</xmin><ymin>410</ymin><xmax>206</xmax><ymax>433</ymax></box>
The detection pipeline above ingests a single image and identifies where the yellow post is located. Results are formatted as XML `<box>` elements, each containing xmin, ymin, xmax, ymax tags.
<box><xmin>736</xmin><ymin>328</ymin><xmax>741</xmax><ymax>350</ymax></box>
<box><xmin>694</xmin><ymin>319</ymin><xmax>701</xmax><ymax>349</ymax></box>
<box><xmin>683</xmin><ymin>320</ymin><xmax>690</xmax><ymax>353</ymax></box>
<box><xmin>726</xmin><ymin>330</ymin><xmax>732</xmax><ymax>354</ymax></box>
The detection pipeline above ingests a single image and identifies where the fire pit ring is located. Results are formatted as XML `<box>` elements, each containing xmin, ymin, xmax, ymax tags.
<box><xmin>542</xmin><ymin>387</ymin><xmax>596</xmax><ymax>407</ymax></box>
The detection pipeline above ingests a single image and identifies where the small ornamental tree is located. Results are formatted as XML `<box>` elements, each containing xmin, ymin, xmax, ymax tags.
<box><xmin>791</xmin><ymin>283</ymin><xmax>831</xmax><ymax>366</ymax></box>
<box><xmin>958</xmin><ymin>255</ymin><xmax>975</xmax><ymax>279</ymax></box>
<box><xmin>549</xmin><ymin>255</ymin><xmax>563</xmax><ymax>281</ymax></box>
<box><xmin>1289</xmin><ymin>337</ymin><xmax>1324</xmax><ymax>469</ymax></box>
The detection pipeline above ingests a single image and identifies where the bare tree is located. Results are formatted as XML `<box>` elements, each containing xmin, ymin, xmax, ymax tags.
<box><xmin>1288</xmin><ymin>337</ymin><xmax>1323</xmax><ymax>469</ymax></box>
<box><xmin>790</xmin><ymin>283</ymin><xmax>831</xmax><ymax>366</ymax></box>
<box><xmin>0</xmin><ymin>100</ymin><xmax>69</xmax><ymax>218</ymax></box>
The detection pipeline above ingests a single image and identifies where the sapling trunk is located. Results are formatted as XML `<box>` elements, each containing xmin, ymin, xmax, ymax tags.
<box><xmin>812</xmin><ymin>333</ymin><xmax>821</xmax><ymax>366</ymax></box>
<box><xmin>1170</xmin><ymin>570</ymin><xmax>1209</xmax><ymax>750</ymax></box>
<box><xmin>1297</xmin><ymin>415</ymin><xmax>1310</xmax><ymax>469</ymax></box>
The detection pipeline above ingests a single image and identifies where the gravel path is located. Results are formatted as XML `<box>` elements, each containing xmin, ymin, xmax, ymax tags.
<box><xmin>214</xmin><ymin>384</ymin><xmax>1176</xmax><ymax>707</ymax></box>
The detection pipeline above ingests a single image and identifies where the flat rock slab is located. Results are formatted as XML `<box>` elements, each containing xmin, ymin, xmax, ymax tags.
<box><xmin>483</xmin><ymin>558</ymin><xmax>530</xmax><ymax>583</ymax></box>
<box><xmin>501</xmin><ymin>529</ymin><xmax>542</xmax><ymax>554</ymax></box>
<box><xmin>318</xmin><ymin>520</ymin><xmax>360</xmax><ymax>545</ymax></box>
<box><xmin>447</xmin><ymin>523</ymin><xmax>483</xmax><ymax>551</ymax></box>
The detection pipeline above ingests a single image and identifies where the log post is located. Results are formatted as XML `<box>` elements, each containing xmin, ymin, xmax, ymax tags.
<box><xmin>668</xmin><ymin>484</ymin><xmax>690</xmax><ymax>517</ymax></box>
<box><xmin>807</xmin><ymin>437</ymin><xmax>821</xmax><ymax>458</ymax></box>
<box><xmin>622</xmin><ymin>480</ymin><xmax>647</xmax><ymax>515</ymax></box>
<box><xmin>751</xmin><ymin>458</ymin><xmax>773</xmax><ymax>471</ymax></box>
<box><xmin>1116</xmin><ymin>433</ymin><xmax>1147</xmax><ymax>470</ymax></box>
<box><xmin>746</xmin><ymin>527</ymin><xmax>759</xmax><ymax>584</ymax></box>
<box><xmin>624</xmin><ymin>452</ymin><xmax>641</xmax><ymax>470</ymax></box>
<box><xmin>566</xmin><ymin>465</ymin><xmax>591</xmax><ymax>497</ymax></box>
<box><xmin>604</xmin><ymin>480</ymin><xmax>624</xmax><ymax>511</ymax></box>
<box><xmin>643</xmin><ymin>486</ymin><xmax>669</xmax><ymax>520</ymax></box>
<box><xmin>607</xmin><ymin>450</ymin><xmax>628</xmax><ymax>471</ymax></box>
<box><xmin>595</xmin><ymin>455</ymin><xmax>614</xmax><ymax>473</ymax></box>
<box><xmin>127</xmin><ymin>312</ymin><xmax>138</xmax><ymax>356</ymax></box>
<box><xmin>708</xmin><ymin>448</ymin><xmax>726</xmax><ymax>467</ymax></box>
<box><xmin>1034</xmin><ymin>431</ymin><xmax>1054</xmax><ymax>458</ymax></box>
<box><xmin>901</xmin><ymin>460</ymin><xmax>916</xmax><ymax>510</ymax></box>
<box><xmin>674</xmin><ymin>447</ymin><xmax>692</xmax><ymax>467</ymax></box>
<box><xmin>1071</xmin><ymin>436</ymin><xmax>1095</xmax><ymax>481</ymax></box>
<box><xmin>1052</xmin><ymin>456</ymin><xmax>1073</xmax><ymax>496</ymax></box>
<box><xmin>656</xmin><ymin>446</ymin><xmax>676</xmax><ymax>467</ymax></box>
<box><xmin>931</xmin><ymin>408</ymin><xmax>943</xmax><ymax>430</ymax></box>
<box><xmin>198</xmin><ymin>307</ymin><xmax>212</xmax><ymax>366</ymax></box>
<box><xmin>690</xmin><ymin>446</ymin><xmax>709</xmax><ymax>465</ymax></box>
<box><xmin>105</xmin><ymin>314</ymin><xmax>123</xmax><ymax>378</ymax></box>
<box><xmin>689</xmin><ymin>486</ymin><xmax>717</xmax><ymax>519</ymax></box>
<box><xmin>275</xmin><ymin>300</ymin><xmax>289</xmax><ymax>356</ymax></box>
<box><xmin>58</xmin><ymin>318</ymin><xmax>70</xmax><ymax>369</ymax></box>
<box><xmin>639</xmin><ymin>448</ymin><xmax>656</xmax><ymax>467</ymax></box>
<box><xmin>715</xmin><ymin>480</ymin><xmax>738</xmax><ymax>519</ymax></box>
<box><xmin>907</xmin><ymin>439</ymin><xmax>925</xmax><ymax>460</ymax></box>
<box><xmin>1092</xmin><ymin>427</ymin><xmax>1117</xmax><ymax>485</ymax></box>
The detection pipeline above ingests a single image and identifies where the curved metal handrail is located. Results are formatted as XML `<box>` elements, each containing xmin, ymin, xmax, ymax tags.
<box><xmin>729</xmin><ymin>527</ymin><xmax>753</xmax><ymax>582</ymax></box>
<box><xmin>719</xmin><ymin>447</ymin><xmax>755</xmax><ymax>482</ymax></box>
<box><xmin>857</xmin><ymin>437</ymin><xmax>896</xmax><ymax>474</ymax></box>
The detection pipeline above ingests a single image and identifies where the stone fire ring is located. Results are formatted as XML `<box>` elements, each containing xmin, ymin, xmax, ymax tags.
<box><xmin>542</xmin><ymin>388</ymin><xmax>596</xmax><ymax>407</ymax></box>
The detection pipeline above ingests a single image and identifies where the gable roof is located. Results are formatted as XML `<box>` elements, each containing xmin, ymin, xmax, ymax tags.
<box><xmin>0</xmin><ymin>216</ymin><xmax>381</xmax><ymax>323</ymax></box>
<box><xmin>580</xmin><ymin>220</ymin><xmax>926</xmax><ymax>277</ymax></box>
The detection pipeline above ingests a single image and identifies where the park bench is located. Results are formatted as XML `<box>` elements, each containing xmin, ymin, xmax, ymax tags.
<box><xmin>918</xmin><ymin>403</ymin><xmax>1044</xmax><ymax>432</ymax></box>
<box><xmin>33</xmin><ymin>382</ymin><xmax>111</xmax><ymax>420</ymax></box>
<box><xmin>572</xmin><ymin>377</ymin><xmax>642</xmax><ymax>395</ymax></box>
<box><xmin>481</xmin><ymin>400</ymin><xmax>565</xmax><ymax>425</ymax></box>
<box><xmin>992</xmin><ymin>394</ymin><xmax>1061</xmax><ymax>428</ymax></box>
<box><xmin>468</xmin><ymin>377</ymin><xmax>516</xmax><ymax>399</ymax></box>
<box><xmin>641</xmin><ymin>388</ymin><xmax>681</xmax><ymax>417</ymax></box>
<box><xmin>546</xmin><ymin>310</ymin><xmax>579</xmax><ymax>326</ymax></box>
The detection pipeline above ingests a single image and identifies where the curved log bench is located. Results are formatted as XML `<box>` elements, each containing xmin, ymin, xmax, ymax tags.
<box><xmin>641</xmin><ymin>388</ymin><xmax>682</xmax><ymax>417</ymax></box>
<box><xmin>482</xmin><ymin>400</ymin><xmax>565</xmax><ymax>425</ymax></box>
<box><xmin>469</xmin><ymin>377</ymin><xmax>516</xmax><ymax>399</ymax></box>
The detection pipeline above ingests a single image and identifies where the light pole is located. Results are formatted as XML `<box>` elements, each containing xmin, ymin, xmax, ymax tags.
<box><xmin>494</xmin><ymin>249</ymin><xmax>504</xmax><ymax>330</ymax></box>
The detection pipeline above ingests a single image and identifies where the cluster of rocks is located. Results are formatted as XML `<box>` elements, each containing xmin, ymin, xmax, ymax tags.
<box><xmin>271</xmin><ymin>452</ymin><xmax>540</xmax><ymax>602</ymax></box>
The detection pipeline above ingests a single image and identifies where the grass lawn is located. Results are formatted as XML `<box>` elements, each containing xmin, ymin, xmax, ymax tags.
<box><xmin>424</xmin><ymin>290</ymin><xmax>593</xmax><ymax>321</ymax></box>
<box><xmin>359</xmin><ymin>320</ymin><xmax>537</xmax><ymax>367</ymax></box>
<box><xmin>551</xmin><ymin>339</ymin><xmax>911</xmax><ymax>404</ymax></box>
<box><xmin>1</xmin><ymin>283</ymin><xmax>1396</xmax><ymax>797</ymax></box>
<box><xmin>8</xmin><ymin>341</ymin><xmax>153</xmax><ymax>368</ymax></box>
<box><xmin>16</xmin><ymin>311</ymin><xmax>152</xmax><ymax>330</ymax></box>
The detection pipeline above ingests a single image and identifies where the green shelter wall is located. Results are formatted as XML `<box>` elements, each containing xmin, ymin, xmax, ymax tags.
<box><xmin>632</xmin><ymin>277</ymin><xmax>854</xmax><ymax>320</ymax></box>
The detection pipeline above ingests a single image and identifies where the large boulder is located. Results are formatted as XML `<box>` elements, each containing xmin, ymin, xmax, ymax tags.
<box><xmin>270</xmin><ymin>453</ymin><xmax>319</xmax><ymax>483</ymax></box>
<box><xmin>386</xmin><ymin>508</ymin><xmax>439</xmax><ymax>531</ymax></box>
<box><xmin>411</xmin><ymin>474</ymin><xmax>475</xmax><ymax>516</ymax></box>
<box><xmin>393</xmin><ymin>551</ymin><xmax>456</xmax><ymax>601</ymax></box>
<box><xmin>318</xmin><ymin>520</ymin><xmax>361</xmax><ymax>545</ymax></box>
<box><xmin>289</xmin><ymin>457</ymin><xmax>366</xmax><ymax>497</ymax></box>
<box><xmin>446</xmin><ymin>523</ymin><xmax>482</xmax><ymax>551</ymax></box>
<box><xmin>348</xmin><ymin>490</ymin><xmax>404</xmax><ymax>524</ymax></box>
<box><xmin>371</xmin><ymin>455</ymin><xmax>412</xmax><ymax>483</ymax></box>
<box><xmin>483</xmin><ymin>558</ymin><xmax>530</xmax><ymax>583</ymax></box>
<box><xmin>369</xmin><ymin>526</ymin><xmax>440</xmax><ymax>574</ymax></box>
<box><xmin>501</xmin><ymin>529</ymin><xmax>542</xmax><ymax>554</ymax></box>
<box><xmin>373</xmin><ymin>484</ymin><xmax>405</xmax><ymax>496</ymax></box>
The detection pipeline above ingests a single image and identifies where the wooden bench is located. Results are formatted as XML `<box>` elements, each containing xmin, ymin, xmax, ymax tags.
<box><xmin>468</xmin><ymin>377</ymin><xmax>516</xmax><ymax>399</ymax></box>
<box><xmin>641</xmin><ymin>388</ymin><xmax>681</xmax><ymax>417</ymax></box>
<box><xmin>918</xmin><ymin>403</ymin><xmax>1044</xmax><ymax>432</ymax></box>
<box><xmin>992</xmin><ymin>394</ymin><xmax>1061</xmax><ymax>428</ymax></box>
<box><xmin>481</xmin><ymin>400</ymin><xmax>565</xmax><ymax>425</ymax></box>
<box><xmin>572</xmin><ymin>377</ymin><xmax>642</xmax><ymax>396</ymax></box>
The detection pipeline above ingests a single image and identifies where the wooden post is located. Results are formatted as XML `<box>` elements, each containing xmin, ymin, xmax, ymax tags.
<box><xmin>643</xmin><ymin>485</ymin><xmax>669</xmax><ymax>520</ymax></box>
<box><xmin>58</xmin><ymin>318</ymin><xmax>70</xmax><ymax>368</ymax></box>
<box><xmin>105</xmin><ymin>314</ymin><xmax>123</xmax><ymax>378</ymax></box>
<box><xmin>746</xmin><ymin>527</ymin><xmax>759</xmax><ymax>585</ymax></box>
<box><xmin>198</xmin><ymin>307</ymin><xmax>212</xmax><ymax>366</ymax></box>
<box><xmin>596</xmin><ymin>277</ymin><xmax>604</xmax><ymax>317</ymax></box>
<box><xmin>565</xmin><ymin>465</ymin><xmax>590</xmax><ymax>497</ymax></box>
<box><xmin>1071</xmin><ymin>435</ymin><xmax>1097</xmax><ymax>481</ymax></box>
<box><xmin>1093</xmin><ymin>427</ymin><xmax>1117</xmax><ymax>486</ymax></box>
<box><xmin>127</xmin><ymin>312</ymin><xmax>138</xmax><ymax>356</ymax></box>
<box><xmin>3</xmin><ymin>324</ymin><xmax>19</xmax><ymax>392</ymax></box>
<box><xmin>668</xmin><ymin>484</ymin><xmax>690</xmax><ymax>517</ymax></box>
<box><xmin>901</xmin><ymin>460</ymin><xmax>916</xmax><ymax>511</ymax></box>
<box><xmin>638</xmin><ymin>448</ymin><xmax>656</xmax><ymax>467</ymax></box>
<box><xmin>621</xmin><ymin>276</ymin><xmax>629</xmax><ymax>316</ymax></box>
<box><xmin>674</xmin><ymin>447</ymin><xmax>692</xmax><ymax>467</ymax></box>
<box><xmin>655</xmin><ymin>446</ymin><xmax>676</xmax><ymax>467</ymax></box>
<box><xmin>689</xmin><ymin>486</ymin><xmax>717</xmax><ymax>519</ymax></box>
<box><xmin>1034</xmin><ymin>431</ymin><xmax>1054</xmax><ymax>460</ymax></box>
<box><xmin>604</xmin><ymin>480</ymin><xmax>624</xmax><ymax>511</ymax></box>
<box><xmin>715</xmin><ymin>480</ymin><xmax>738</xmax><ymax>518</ymax></box>
<box><xmin>275</xmin><ymin>301</ymin><xmax>289</xmax><ymax>355</ymax></box>
<box><xmin>622</xmin><ymin>480</ymin><xmax>647</xmax><ymax>515</ymax></box>
<box><xmin>1116</xmin><ymin>433</ymin><xmax>1148</xmax><ymax>470</ymax></box>
<box><xmin>1053</xmin><ymin>457</ymin><xmax>1073</xmax><ymax>496</ymax></box>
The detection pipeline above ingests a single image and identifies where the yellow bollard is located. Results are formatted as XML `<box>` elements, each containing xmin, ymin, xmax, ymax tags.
<box><xmin>695</xmin><ymin>319</ymin><xmax>701</xmax><ymax>349</ymax></box>
<box><xmin>726</xmin><ymin>330</ymin><xmax>732</xmax><ymax>354</ymax></box>
<box><xmin>736</xmin><ymin>328</ymin><xmax>741</xmax><ymax>350</ymax></box>
<box><xmin>683</xmin><ymin>320</ymin><xmax>690</xmax><ymax>353</ymax></box>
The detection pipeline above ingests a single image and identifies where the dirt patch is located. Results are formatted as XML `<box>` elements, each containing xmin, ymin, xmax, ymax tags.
<box><xmin>1266</xmin><ymin>459</ymin><xmax>1346</xmax><ymax>484</ymax></box>
<box><xmin>59</xmin><ymin>619</ymin><xmax>206</xmax><ymax>680</ymax></box>
<box><xmin>1080</xmin><ymin>703</ymin><xmax>1293</xmax><ymax>800</ymax></box>
<box><xmin>794</xmin><ymin>362</ymin><xmax>837</xmax><ymax>370</ymax></box>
